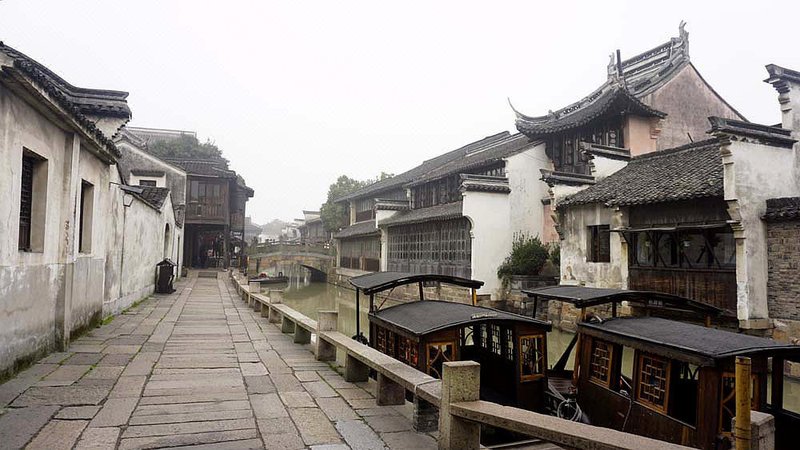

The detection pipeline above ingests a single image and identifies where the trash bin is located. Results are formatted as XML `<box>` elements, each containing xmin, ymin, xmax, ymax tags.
<box><xmin>155</xmin><ymin>258</ymin><xmax>177</xmax><ymax>294</ymax></box>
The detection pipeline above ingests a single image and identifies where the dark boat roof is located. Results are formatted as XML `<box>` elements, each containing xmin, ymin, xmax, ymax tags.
<box><xmin>350</xmin><ymin>271</ymin><xmax>483</xmax><ymax>295</ymax></box>
<box><xmin>524</xmin><ymin>285</ymin><xmax>722</xmax><ymax>315</ymax></box>
<box><xmin>579</xmin><ymin>317</ymin><xmax>800</xmax><ymax>366</ymax></box>
<box><xmin>370</xmin><ymin>300</ymin><xmax>551</xmax><ymax>336</ymax></box>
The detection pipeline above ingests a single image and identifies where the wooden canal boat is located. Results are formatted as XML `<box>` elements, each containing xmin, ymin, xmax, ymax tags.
<box><xmin>350</xmin><ymin>272</ymin><xmax>553</xmax><ymax>411</ymax></box>
<box><xmin>249</xmin><ymin>273</ymin><xmax>289</xmax><ymax>285</ymax></box>
<box><xmin>526</xmin><ymin>285</ymin><xmax>800</xmax><ymax>449</ymax></box>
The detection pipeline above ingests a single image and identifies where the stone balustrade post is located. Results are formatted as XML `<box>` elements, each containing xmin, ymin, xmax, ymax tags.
<box><xmin>294</xmin><ymin>325</ymin><xmax>311</xmax><ymax>345</ymax></box>
<box><xmin>413</xmin><ymin>395</ymin><xmax>438</xmax><ymax>433</ymax></box>
<box><xmin>281</xmin><ymin>316</ymin><xmax>295</xmax><ymax>334</ymax></box>
<box><xmin>344</xmin><ymin>354</ymin><xmax>370</xmax><ymax>382</ymax></box>
<box><xmin>439</xmin><ymin>361</ymin><xmax>480</xmax><ymax>450</ymax></box>
<box><xmin>377</xmin><ymin>373</ymin><xmax>405</xmax><ymax>406</ymax></box>
<box><xmin>268</xmin><ymin>291</ymin><xmax>283</xmax><ymax>323</ymax></box>
<box><xmin>316</xmin><ymin>311</ymin><xmax>338</xmax><ymax>361</ymax></box>
<box><xmin>733</xmin><ymin>411</ymin><xmax>775</xmax><ymax>450</ymax></box>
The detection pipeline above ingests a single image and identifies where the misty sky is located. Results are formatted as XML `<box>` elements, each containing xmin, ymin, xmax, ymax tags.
<box><xmin>2</xmin><ymin>1</ymin><xmax>798</xmax><ymax>223</ymax></box>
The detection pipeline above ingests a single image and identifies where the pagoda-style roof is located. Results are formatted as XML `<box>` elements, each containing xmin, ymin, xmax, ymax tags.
<box><xmin>513</xmin><ymin>25</ymin><xmax>691</xmax><ymax>138</ymax></box>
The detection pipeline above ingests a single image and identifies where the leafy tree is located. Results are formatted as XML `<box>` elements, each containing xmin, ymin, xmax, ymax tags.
<box><xmin>320</xmin><ymin>175</ymin><xmax>368</xmax><ymax>232</ymax></box>
<box><xmin>147</xmin><ymin>134</ymin><xmax>227</xmax><ymax>161</ymax></box>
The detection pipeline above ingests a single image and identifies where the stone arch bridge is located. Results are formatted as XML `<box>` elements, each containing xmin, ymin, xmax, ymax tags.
<box><xmin>247</xmin><ymin>243</ymin><xmax>334</xmax><ymax>282</ymax></box>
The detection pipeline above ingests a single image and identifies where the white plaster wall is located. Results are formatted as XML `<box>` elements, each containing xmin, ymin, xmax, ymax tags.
<box><xmin>724</xmin><ymin>140</ymin><xmax>800</xmax><ymax>323</ymax></box>
<box><xmin>103</xmin><ymin>172</ymin><xmax>181</xmax><ymax>316</ymax></box>
<box><xmin>0</xmin><ymin>86</ymin><xmax>73</xmax><ymax>373</ymax></box>
<box><xmin>375</xmin><ymin>210</ymin><xmax>398</xmax><ymax>272</ymax></box>
<box><xmin>505</xmin><ymin>142</ymin><xmax>549</xmax><ymax>238</ymax></box>
<box><xmin>558</xmin><ymin>203</ymin><xmax>627</xmax><ymax>288</ymax></box>
<box><xmin>462</xmin><ymin>190</ymin><xmax>511</xmax><ymax>297</ymax></box>
<box><xmin>591</xmin><ymin>156</ymin><xmax>628</xmax><ymax>181</ymax></box>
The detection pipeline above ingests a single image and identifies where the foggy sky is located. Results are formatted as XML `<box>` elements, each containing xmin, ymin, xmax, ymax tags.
<box><xmin>2</xmin><ymin>1</ymin><xmax>797</xmax><ymax>223</ymax></box>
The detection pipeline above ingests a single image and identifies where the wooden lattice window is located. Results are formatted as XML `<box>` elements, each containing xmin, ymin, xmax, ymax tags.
<box><xmin>504</xmin><ymin>328</ymin><xmax>514</xmax><ymax>361</ymax></box>
<box><xmin>18</xmin><ymin>154</ymin><xmax>34</xmax><ymax>251</ymax></box>
<box><xmin>385</xmin><ymin>330</ymin><xmax>396</xmax><ymax>357</ymax></box>
<box><xmin>426</xmin><ymin>342</ymin><xmax>455</xmax><ymax>378</ymax></box>
<box><xmin>636</xmin><ymin>353</ymin><xmax>671</xmax><ymax>413</ymax></box>
<box><xmin>398</xmin><ymin>337</ymin><xmax>419</xmax><ymax>367</ymax></box>
<box><xmin>479</xmin><ymin>324</ymin><xmax>488</xmax><ymax>348</ymax></box>
<box><xmin>376</xmin><ymin>328</ymin><xmax>387</xmax><ymax>354</ymax></box>
<box><xmin>490</xmin><ymin>324</ymin><xmax>502</xmax><ymax>356</ymax></box>
<box><xmin>589</xmin><ymin>339</ymin><xmax>614</xmax><ymax>386</ymax></box>
<box><xmin>719</xmin><ymin>372</ymin><xmax>759</xmax><ymax>435</ymax></box>
<box><xmin>519</xmin><ymin>334</ymin><xmax>546</xmax><ymax>382</ymax></box>
<box><xmin>588</xmin><ymin>225</ymin><xmax>611</xmax><ymax>263</ymax></box>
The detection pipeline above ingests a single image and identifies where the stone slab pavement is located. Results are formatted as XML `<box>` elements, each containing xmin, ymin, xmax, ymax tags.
<box><xmin>0</xmin><ymin>272</ymin><xmax>437</xmax><ymax>450</ymax></box>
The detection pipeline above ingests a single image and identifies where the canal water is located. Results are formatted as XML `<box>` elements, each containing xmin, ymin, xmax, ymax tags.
<box><xmin>281</xmin><ymin>279</ymin><xmax>800</xmax><ymax>413</ymax></box>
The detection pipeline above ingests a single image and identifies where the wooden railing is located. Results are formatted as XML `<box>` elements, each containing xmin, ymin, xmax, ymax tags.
<box><xmin>229</xmin><ymin>271</ymin><xmax>700</xmax><ymax>449</ymax></box>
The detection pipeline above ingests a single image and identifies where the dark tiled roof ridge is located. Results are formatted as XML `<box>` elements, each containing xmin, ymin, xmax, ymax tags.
<box><xmin>335</xmin><ymin>131</ymin><xmax>513</xmax><ymax>202</ymax></box>
<box><xmin>764</xmin><ymin>197</ymin><xmax>800</xmax><ymax>221</ymax></box>
<box><xmin>0</xmin><ymin>42</ymin><xmax>129</xmax><ymax>99</ymax></box>
<box><xmin>9</xmin><ymin>59</ymin><xmax>122</xmax><ymax>159</ymax></box>
<box><xmin>559</xmin><ymin>139</ymin><xmax>723</xmax><ymax>208</ymax></box>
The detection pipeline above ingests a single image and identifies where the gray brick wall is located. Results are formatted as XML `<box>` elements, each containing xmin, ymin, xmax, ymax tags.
<box><xmin>767</xmin><ymin>220</ymin><xmax>800</xmax><ymax>321</ymax></box>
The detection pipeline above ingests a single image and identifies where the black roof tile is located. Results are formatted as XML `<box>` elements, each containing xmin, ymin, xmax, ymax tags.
<box><xmin>764</xmin><ymin>197</ymin><xmax>800</xmax><ymax>221</ymax></box>
<box><xmin>559</xmin><ymin>139</ymin><xmax>722</xmax><ymax>207</ymax></box>
<box><xmin>379</xmin><ymin>201</ymin><xmax>463</xmax><ymax>227</ymax></box>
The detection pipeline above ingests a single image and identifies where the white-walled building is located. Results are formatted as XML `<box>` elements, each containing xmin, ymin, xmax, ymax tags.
<box><xmin>0</xmin><ymin>42</ymin><xmax>181</xmax><ymax>377</ymax></box>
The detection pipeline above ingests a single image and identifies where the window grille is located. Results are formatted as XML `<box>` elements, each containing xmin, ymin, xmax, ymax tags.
<box><xmin>504</xmin><ymin>328</ymin><xmax>514</xmax><ymax>361</ymax></box>
<box><xmin>589</xmin><ymin>339</ymin><xmax>614</xmax><ymax>386</ymax></box>
<box><xmin>398</xmin><ymin>337</ymin><xmax>418</xmax><ymax>366</ymax></box>
<box><xmin>19</xmin><ymin>155</ymin><xmax>34</xmax><ymax>251</ymax></box>
<box><xmin>426</xmin><ymin>342</ymin><xmax>454</xmax><ymax>378</ymax></box>
<box><xmin>636</xmin><ymin>353</ymin><xmax>670</xmax><ymax>413</ymax></box>
<box><xmin>519</xmin><ymin>334</ymin><xmax>545</xmax><ymax>381</ymax></box>
<box><xmin>719</xmin><ymin>372</ymin><xmax>758</xmax><ymax>435</ymax></box>
<box><xmin>588</xmin><ymin>225</ymin><xmax>611</xmax><ymax>263</ymax></box>
<box><xmin>490</xmin><ymin>324</ymin><xmax>502</xmax><ymax>356</ymax></box>
<box><xmin>139</xmin><ymin>180</ymin><xmax>157</xmax><ymax>187</ymax></box>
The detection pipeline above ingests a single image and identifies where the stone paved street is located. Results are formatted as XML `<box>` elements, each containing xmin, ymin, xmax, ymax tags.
<box><xmin>0</xmin><ymin>273</ymin><xmax>437</xmax><ymax>449</ymax></box>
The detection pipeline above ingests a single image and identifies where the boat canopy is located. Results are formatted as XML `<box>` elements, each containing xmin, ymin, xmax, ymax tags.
<box><xmin>579</xmin><ymin>316</ymin><xmax>800</xmax><ymax>366</ymax></box>
<box><xmin>523</xmin><ymin>285</ymin><xmax>722</xmax><ymax>316</ymax></box>
<box><xmin>349</xmin><ymin>271</ymin><xmax>483</xmax><ymax>295</ymax></box>
<box><xmin>371</xmin><ymin>300</ymin><xmax>551</xmax><ymax>337</ymax></box>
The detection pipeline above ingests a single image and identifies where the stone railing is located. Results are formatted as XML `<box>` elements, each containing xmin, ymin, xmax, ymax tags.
<box><xmin>248</xmin><ymin>242</ymin><xmax>332</xmax><ymax>256</ymax></box>
<box><xmin>229</xmin><ymin>271</ymin><xmax>704</xmax><ymax>449</ymax></box>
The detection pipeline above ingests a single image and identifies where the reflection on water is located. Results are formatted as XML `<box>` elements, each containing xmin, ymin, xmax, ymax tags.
<box><xmin>282</xmin><ymin>281</ymin><xmax>800</xmax><ymax>412</ymax></box>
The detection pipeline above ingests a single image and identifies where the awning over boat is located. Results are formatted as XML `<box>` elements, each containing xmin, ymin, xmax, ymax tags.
<box><xmin>523</xmin><ymin>285</ymin><xmax>722</xmax><ymax>315</ymax></box>
<box><xmin>350</xmin><ymin>271</ymin><xmax>483</xmax><ymax>295</ymax></box>
<box><xmin>579</xmin><ymin>317</ymin><xmax>800</xmax><ymax>366</ymax></box>
<box><xmin>371</xmin><ymin>300</ymin><xmax>550</xmax><ymax>337</ymax></box>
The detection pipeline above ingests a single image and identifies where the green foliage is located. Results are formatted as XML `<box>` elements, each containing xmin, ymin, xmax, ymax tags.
<box><xmin>147</xmin><ymin>135</ymin><xmax>226</xmax><ymax>161</ymax></box>
<box><xmin>497</xmin><ymin>234</ymin><xmax>550</xmax><ymax>279</ymax></box>
<box><xmin>320</xmin><ymin>175</ymin><xmax>369</xmax><ymax>232</ymax></box>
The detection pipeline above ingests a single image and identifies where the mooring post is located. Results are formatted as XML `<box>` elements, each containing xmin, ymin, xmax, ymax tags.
<box><xmin>316</xmin><ymin>311</ymin><xmax>337</xmax><ymax>361</ymax></box>
<box><xmin>735</xmin><ymin>356</ymin><xmax>752</xmax><ymax>450</ymax></box>
<box><xmin>439</xmin><ymin>361</ymin><xmax>480</xmax><ymax>450</ymax></box>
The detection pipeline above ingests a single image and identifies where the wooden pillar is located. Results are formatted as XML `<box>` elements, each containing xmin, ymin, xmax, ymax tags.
<box><xmin>735</xmin><ymin>356</ymin><xmax>752</xmax><ymax>450</ymax></box>
<box><xmin>771</xmin><ymin>357</ymin><xmax>784</xmax><ymax>411</ymax></box>
<box><xmin>439</xmin><ymin>361</ymin><xmax>480</xmax><ymax>450</ymax></box>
